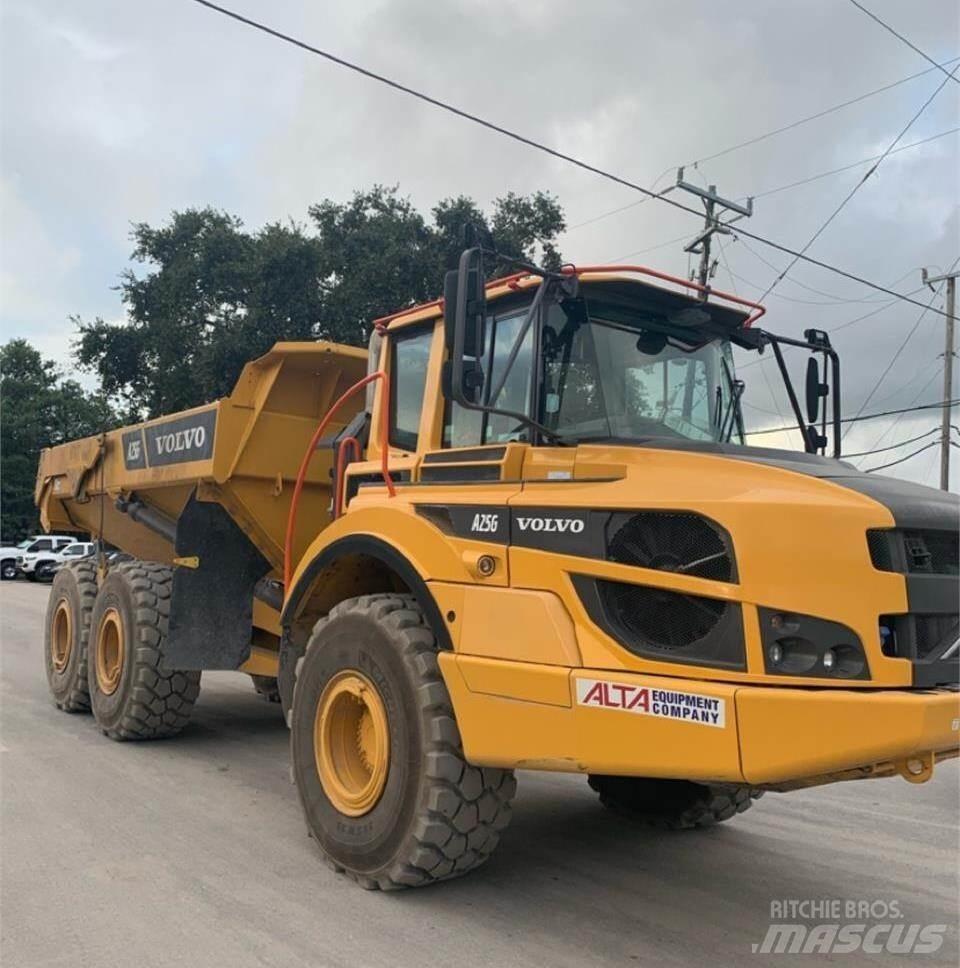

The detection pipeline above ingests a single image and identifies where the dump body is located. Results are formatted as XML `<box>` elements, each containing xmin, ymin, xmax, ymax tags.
<box><xmin>36</xmin><ymin>342</ymin><xmax>367</xmax><ymax>576</ymax></box>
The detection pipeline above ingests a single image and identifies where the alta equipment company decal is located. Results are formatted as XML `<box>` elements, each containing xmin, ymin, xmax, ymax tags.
<box><xmin>576</xmin><ymin>678</ymin><xmax>726</xmax><ymax>728</ymax></box>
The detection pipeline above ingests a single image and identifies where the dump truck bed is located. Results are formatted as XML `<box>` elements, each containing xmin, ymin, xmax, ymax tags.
<box><xmin>36</xmin><ymin>342</ymin><xmax>368</xmax><ymax>576</ymax></box>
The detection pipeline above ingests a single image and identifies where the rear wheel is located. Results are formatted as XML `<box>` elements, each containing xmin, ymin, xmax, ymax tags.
<box><xmin>588</xmin><ymin>775</ymin><xmax>763</xmax><ymax>829</ymax></box>
<box><xmin>291</xmin><ymin>593</ymin><xmax>516</xmax><ymax>890</ymax></box>
<box><xmin>44</xmin><ymin>561</ymin><xmax>98</xmax><ymax>711</ymax></box>
<box><xmin>88</xmin><ymin>561</ymin><xmax>201</xmax><ymax>740</ymax></box>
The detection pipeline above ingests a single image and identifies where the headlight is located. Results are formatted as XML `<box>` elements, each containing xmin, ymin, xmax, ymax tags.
<box><xmin>759</xmin><ymin>608</ymin><xmax>869</xmax><ymax>680</ymax></box>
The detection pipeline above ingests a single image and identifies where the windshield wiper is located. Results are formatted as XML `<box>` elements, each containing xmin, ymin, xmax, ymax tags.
<box><xmin>719</xmin><ymin>358</ymin><xmax>745</xmax><ymax>443</ymax></box>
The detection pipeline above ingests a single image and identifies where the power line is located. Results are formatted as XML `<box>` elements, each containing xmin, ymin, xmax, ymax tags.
<box><xmin>864</xmin><ymin>366</ymin><xmax>944</xmax><ymax>452</ymax></box>
<box><xmin>187</xmin><ymin>0</ymin><xmax>954</xmax><ymax>321</ymax></box>
<box><xmin>845</xmin><ymin>0</ymin><xmax>960</xmax><ymax>85</ymax></box>
<box><xmin>841</xmin><ymin>257</ymin><xmax>959</xmax><ymax>440</ymax></box>
<box><xmin>687</xmin><ymin>55</ymin><xmax>960</xmax><ymax>168</ymax></box>
<box><xmin>863</xmin><ymin>440</ymin><xmax>939</xmax><ymax>473</ymax></box>
<box><xmin>735</xmin><ymin>235</ymin><xmax>921</xmax><ymax>303</ymax></box>
<box><xmin>753</xmin><ymin>127</ymin><xmax>958</xmax><ymax>200</ymax></box>
<box><xmin>565</xmin><ymin>126</ymin><xmax>957</xmax><ymax>237</ymax></box>
<box><xmin>757</xmin><ymin>60</ymin><xmax>960</xmax><ymax>303</ymax></box>
<box><xmin>746</xmin><ymin>399</ymin><xmax>960</xmax><ymax>436</ymax></box>
<box><xmin>734</xmin><ymin>286</ymin><xmax>929</xmax><ymax>373</ymax></box>
<box><xmin>843</xmin><ymin>425</ymin><xmax>940</xmax><ymax>458</ymax></box>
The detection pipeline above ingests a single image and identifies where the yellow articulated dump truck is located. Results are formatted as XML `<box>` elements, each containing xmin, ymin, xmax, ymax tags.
<box><xmin>36</xmin><ymin>248</ymin><xmax>959</xmax><ymax>890</ymax></box>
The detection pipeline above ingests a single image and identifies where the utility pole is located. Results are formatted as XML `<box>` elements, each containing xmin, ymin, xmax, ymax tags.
<box><xmin>675</xmin><ymin>169</ymin><xmax>753</xmax><ymax>292</ymax></box>
<box><xmin>922</xmin><ymin>267</ymin><xmax>958</xmax><ymax>491</ymax></box>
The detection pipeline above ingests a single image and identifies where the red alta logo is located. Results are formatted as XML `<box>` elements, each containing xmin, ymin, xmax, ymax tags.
<box><xmin>576</xmin><ymin>678</ymin><xmax>726</xmax><ymax>728</ymax></box>
<box><xmin>579</xmin><ymin>680</ymin><xmax>651</xmax><ymax>711</ymax></box>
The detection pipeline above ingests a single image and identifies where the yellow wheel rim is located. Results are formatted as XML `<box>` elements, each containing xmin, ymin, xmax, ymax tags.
<box><xmin>314</xmin><ymin>671</ymin><xmax>390</xmax><ymax>816</ymax></box>
<box><xmin>51</xmin><ymin>599</ymin><xmax>73</xmax><ymax>673</ymax></box>
<box><xmin>95</xmin><ymin>608</ymin><xmax>125</xmax><ymax>696</ymax></box>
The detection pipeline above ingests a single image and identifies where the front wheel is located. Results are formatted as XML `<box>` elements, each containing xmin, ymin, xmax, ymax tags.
<box><xmin>588</xmin><ymin>775</ymin><xmax>763</xmax><ymax>829</ymax></box>
<box><xmin>290</xmin><ymin>594</ymin><xmax>516</xmax><ymax>890</ymax></box>
<box><xmin>1</xmin><ymin>559</ymin><xmax>17</xmax><ymax>580</ymax></box>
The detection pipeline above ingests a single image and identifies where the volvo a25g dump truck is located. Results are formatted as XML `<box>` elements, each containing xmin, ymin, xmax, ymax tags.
<box><xmin>36</xmin><ymin>249</ymin><xmax>959</xmax><ymax>890</ymax></box>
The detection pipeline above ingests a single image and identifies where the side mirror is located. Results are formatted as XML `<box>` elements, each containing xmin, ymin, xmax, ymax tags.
<box><xmin>441</xmin><ymin>359</ymin><xmax>485</xmax><ymax>405</ymax></box>
<box><xmin>805</xmin><ymin>356</ymin><xmax>827</xmax><ymax>424</ymax></box>
<box><xmin>443</xmin><ymin>248</ymin><xmax>486</xmax><ymax>359</ymax></box>
<box><xmin>443</xmin><ymin>247</ymin><xmax>487</xmax><ymax>408</ymax></box>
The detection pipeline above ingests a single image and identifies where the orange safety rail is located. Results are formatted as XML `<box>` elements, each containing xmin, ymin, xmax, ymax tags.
<box><xmin>563</xmin><ymin>264</ymin><xmax>767</xmax><ymax>327</ymax></box>
<box><xmin>283</xmin><ymin>371</ymin><xmax>395</xmax><ymax>590</ymax></box>
<box><xmin>333</xmin><ymin>435</ymin><xmax>361</xmax><ymax>520</ymax></box>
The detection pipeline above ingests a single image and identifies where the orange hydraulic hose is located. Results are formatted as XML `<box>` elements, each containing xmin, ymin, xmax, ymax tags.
<box><xmin>283</xmin><ymin>371</ymin><xmax>395</xmax><ymax>591</ymax></box>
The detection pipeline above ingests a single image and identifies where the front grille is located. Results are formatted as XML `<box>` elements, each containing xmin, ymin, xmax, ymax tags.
<box><xmin>598</xmin><ymin>580</ymin><xmax>726</xmax><ymax>652</ymax></box>
<box><xmin>606</xmin><ymin>512</ymin><xmax>735</xmax><ymax>582</ymax></box>
<box><xmin>916</xmin><ymin>614</ymin><xmax>960</xmax><ymax>660</ymax></box>
<box><xmin>867</xmin><ymin>528</ymin><xmax>958</xmax><ymax>575</ymax></box>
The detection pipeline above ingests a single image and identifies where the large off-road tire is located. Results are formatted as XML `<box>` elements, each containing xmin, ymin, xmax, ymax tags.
<box><xmin>87</xmin><ymin>561</ymin><xmax>201</xmax><ymax>740</ymax></box>
<box><xmin>251</xmin><ymin>675</ymin><xmax>281</xmax><ymax>703</ymax></box>
<box><xmin>44</xmin><ymin>560</ymin><xmax>98</xmax><ymax>712</ymax></box>
<box><xmin>588</xmin><ymin>775</ymin><xmax>764</xmax><ymax>829</ymax></box>
<box><xmin>291</xmin><ymin>593</ymin><xmax>516</xmax><ymax>890</ymax></box>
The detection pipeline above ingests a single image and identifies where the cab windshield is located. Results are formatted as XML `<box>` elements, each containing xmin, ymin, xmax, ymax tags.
<box><xmin>539</xmin><ymin>300</ymin><xmax>742</xmax><ymax>445</ymax></box>
<box><xmin>443</xmin><ymin>290</ymin><xmax>745</xmax><ymax>448</ymax></box>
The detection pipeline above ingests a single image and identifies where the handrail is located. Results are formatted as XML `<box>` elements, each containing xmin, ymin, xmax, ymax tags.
<box><xmin>283</xmin><ymin>371</ymin><xmax>395</xmax><ymax>589</ymax></box>
<box><xmin>562</xmin><ymin>264</ymin><xmax>767</xmax><ymax>327</ymax></box>
<box><xmin>333</xmin><ymin>435</ymin><xmax>361</xmax><ymax>520</ymax></box>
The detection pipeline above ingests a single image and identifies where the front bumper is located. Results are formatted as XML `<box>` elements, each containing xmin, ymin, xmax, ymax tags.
<box><xmin>441</xmin><ymin>655</ymin><xmax>960</xmax><ymax>786</ymax></box>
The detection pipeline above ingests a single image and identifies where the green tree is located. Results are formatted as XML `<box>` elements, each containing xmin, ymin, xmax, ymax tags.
<box><xmin>0</xmin><ymin>339</ymin><xmax>115</xmax><ymax>540</ymax></box>
<box><xmin>75</xmin><ymin>187</ymin><xmax>565</xmax><ymax>416</ymax></box>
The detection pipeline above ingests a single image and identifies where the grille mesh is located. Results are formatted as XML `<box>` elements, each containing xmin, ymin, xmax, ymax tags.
<box><xmin>867</xmin><ymin>528</ymin><xmax>958</xmax><ymax>575</ymax></box>
<box><xmin>607</xmin><ymin>512</ymin><xmax>733</xmax><ymax>582</ymax></box>
<box><xmin>907</xmin><ymin>530</ymin><xmax>959</xmax><ymax>575</ymax></box>
<box><xmin>915</xmin><ymin>614</ymin><xmax>960</xmax><ymax>659</ymax></box>
<box><xmin>866</xmin><ymin>530</ymin><xmax>895</xmax><ymax>572</ymax></box>
<box><xmin>598</xmin><ymin>580</ymin><xmax>726</xmax><ymax>651</ymax></box>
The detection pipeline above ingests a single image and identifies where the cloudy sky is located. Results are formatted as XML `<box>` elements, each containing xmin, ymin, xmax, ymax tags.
<box><xmin>2</xmin><ymin>0</ymin><xmax>958</xmax><ymax>487</ymax></box>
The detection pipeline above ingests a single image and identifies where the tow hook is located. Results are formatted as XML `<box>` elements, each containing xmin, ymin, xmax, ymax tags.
<box><xmin>895</xmin><ymin>752</ymin><xmax>935</xmax><ymax>784</ymax></box>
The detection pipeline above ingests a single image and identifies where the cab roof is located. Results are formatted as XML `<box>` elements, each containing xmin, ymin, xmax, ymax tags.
<box><xmin>376</xmin><ymin>265</ymin><xmax>764</xmax><ymax>342</ymax></box>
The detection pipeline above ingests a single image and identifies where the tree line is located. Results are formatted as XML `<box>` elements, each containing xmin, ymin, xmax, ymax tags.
<box><xmin>1</xmin><ymin>185</ymin><xmax>565</xmax><ymax>538</ymax></box>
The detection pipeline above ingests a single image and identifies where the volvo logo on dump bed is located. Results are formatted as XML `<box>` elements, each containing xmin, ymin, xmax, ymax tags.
<box><xmin>142</xmin><ymin>411</ymin><xmax>216</xmax><ymax>467</ymax></box>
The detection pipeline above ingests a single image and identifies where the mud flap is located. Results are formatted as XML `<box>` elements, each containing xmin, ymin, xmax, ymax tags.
<box><xmin>164</xmin><ymin>494</ymin><xmax>272</xmax><ymax>670</ymax></box>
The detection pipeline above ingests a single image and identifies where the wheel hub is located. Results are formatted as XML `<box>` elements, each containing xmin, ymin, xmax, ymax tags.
<box><xmin>314</xmin><ymin>671</ymin><xmax>390</xmax><ymax>817</ymax></box>
<box><xmin>51</xmin><ymin>599</ymin><xmax>73</xmax><ymax>673</ymax></box>
<box><xmin>95</xmin><ymin>608</ymin><xmax>125</xmax><ymax>696</ymax></box>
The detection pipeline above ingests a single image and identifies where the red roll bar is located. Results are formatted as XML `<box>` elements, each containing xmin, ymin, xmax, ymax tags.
<box><xmin>283</xmin><ymin>371</ymin><xmax>395</xmax><ymax>590</ymax></box>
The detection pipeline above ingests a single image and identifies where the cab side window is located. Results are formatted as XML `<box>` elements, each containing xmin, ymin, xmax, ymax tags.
<box><xmin>34</xmin><ymin>539</ymin><xmax>52</xmax><ymax>552</ymax></box>
<box><xmin>389</xmin><ymin>326</ymin><xmax>433</xmax><ymax>451</ymax></box>
<box><xmin>443</xmin><ymin>309</ymin><xmax>533</xmax><ymax>447</ymax></box>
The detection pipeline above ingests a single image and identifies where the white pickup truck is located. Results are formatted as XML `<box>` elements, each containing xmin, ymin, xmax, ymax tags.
<box><xmin>0</xmin><ymin>535</ymin><xmax>75</xmax><ymax>581</ymax></box>
<box><xmin>17</xmin><ymin>539</ymin><xmax>94</xmax><ymax>582</ymax></box>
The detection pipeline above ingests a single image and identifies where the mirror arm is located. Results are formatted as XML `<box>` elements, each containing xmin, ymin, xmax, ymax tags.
<box><xmin>766</xmin><ymin>336</ymin><xmax>817</xmax><ymax>453</ymax></box>
<box><xmin>827</xmin><ymin>347</ymin><xmax>842</xmax><ymax>458</ymax></box>
<box><xmin>485</xmin><ymin>280</ymin><xmax>550</xmax><ymax>406</ymax></box>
